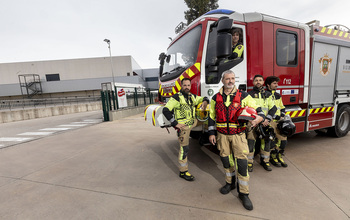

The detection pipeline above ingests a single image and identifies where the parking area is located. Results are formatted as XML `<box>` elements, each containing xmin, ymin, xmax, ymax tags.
<box><xmin>0</xmin><ymin>113</ymin><xmax>349</xmax><ymax>219</ymax></box>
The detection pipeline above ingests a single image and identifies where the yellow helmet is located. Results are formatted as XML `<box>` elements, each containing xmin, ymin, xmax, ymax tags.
<box><xmin>195</xmin><ymin>102</ymin><xmax>210</xmax><ymax>121</ymax></box>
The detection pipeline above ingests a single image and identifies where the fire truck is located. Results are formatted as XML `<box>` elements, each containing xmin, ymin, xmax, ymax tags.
<box><xmin>145</xmin><ymin>9</ymin><xmax>350</xmax><ymax>138</ymax></box>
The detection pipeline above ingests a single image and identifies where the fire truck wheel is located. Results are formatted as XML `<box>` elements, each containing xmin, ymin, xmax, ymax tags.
<box><xmin>328</xmin><ymin>105</ymin><xmax>350</xmax><ymax>138</ymax></box>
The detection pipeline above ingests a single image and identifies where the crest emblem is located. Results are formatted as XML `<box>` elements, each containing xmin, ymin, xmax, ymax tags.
<box><xmin>319</xmin><ymin>54</ymin><xmax>332</xmax><ymax>76</ymax></box>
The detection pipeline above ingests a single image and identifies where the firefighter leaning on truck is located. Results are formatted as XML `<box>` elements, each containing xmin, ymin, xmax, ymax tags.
<box><xmin>162</xmin><ymin>78</ymin><xmax>209</xmax><ymax>181</ymax></box>
<box><xmin>265</xmin><ymin>76</ymin><xmax>288</xmax><ymax>167</ymax></box>
<box><xmin>247</xmin><ymin>74</ymin><xmax>277</xmax><ymax>172</ymax></box>
<box><xmin>208</xmin><ymin>70</ymin><xmax>265</xmax><ymax>211</ymax></box>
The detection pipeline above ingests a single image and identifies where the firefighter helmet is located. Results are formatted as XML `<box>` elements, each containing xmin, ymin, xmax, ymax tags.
<box><xmin>277</xmin><ymin>115</ymin><xmax>296</xmax><ymax>137</ymax></box>
<box><xmin>236</xmin><ymin>106</ymin><xmax>257</xmax><ymax>122</ymax></box>
<box><xmin>256</xmin><ymin>124</ymin><xmax>276</xmax><ymax>140</ymax></box>
<box><xmin>195</xmin><ymin>102</ymin><xmax>210</xmax><ymax>121</ymax></box>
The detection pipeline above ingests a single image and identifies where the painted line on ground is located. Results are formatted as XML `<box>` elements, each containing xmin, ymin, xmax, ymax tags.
<box><xmin>40</xmin><ymin>128</ymin><xmax>72</xmax><ymax>131</ymax></box>
<box><xmin>18</xmin><ymin>132</ymin><xmax>54</xmax><ymax>136</ymax></box>
<box><xmin>59</xmin><ymin>124</ymin><xmax>88</xmax><ymax>127</ymax></box>
<box><xmin>0</xmin><ymin>137</ymin><xmax>32</xmax><ymax>142</ymax></box>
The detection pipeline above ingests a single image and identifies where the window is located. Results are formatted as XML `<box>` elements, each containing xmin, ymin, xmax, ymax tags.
<box><xmin>46</xmin><ymin>74</ymin><xmax>60</xmax><ymax>81</ymax></box>
<box><xmin>276</xmin><ymin>30</ymin><xmax>298</xmax><ymax>66</ymax></box>
<box><xmin>145</xmin><ymin>77</ymin><xmax>159</xmax><ymax>82</ymax></box>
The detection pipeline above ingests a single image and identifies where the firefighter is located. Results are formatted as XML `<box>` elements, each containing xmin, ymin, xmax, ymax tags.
<box><xmin>162</xmin><ymin>78</ymin><xmax>209</xmax><ymax>181</ymax></box>
<box><xmin>228</xmin><ymin>28</ymin><xmax>244</xmax><ymax>59</ymax></box>
<box><xmin>208</xmin><ymin>70</ymin><xmax>264</xmax><ymax>211</ymax></box>
<box><xmin>265</xmin><ymin>76</ymin><xmax>288</xmax><ymax>167</ymax></box>
<box><xmin>247</xmin><ymin>75</ymin><xmax>277</xmax><ymax>172</ymax></box>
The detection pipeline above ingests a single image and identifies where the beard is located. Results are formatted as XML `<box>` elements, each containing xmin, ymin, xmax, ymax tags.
<box><xmin>181</xmin><ymin>88</ymin><xmax>190</xmax><ymax>94</ymax></box>
<box><xmin>225</xmin><ymin>83</ymin><xmax>234</xmax><ymax>89</ymax></box>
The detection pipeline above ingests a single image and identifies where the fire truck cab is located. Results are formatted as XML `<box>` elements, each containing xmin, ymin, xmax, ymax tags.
<box><xmin>150</xmin><ymin>9</ymin><xmax>350</xmax><ymax>137</ymax></box>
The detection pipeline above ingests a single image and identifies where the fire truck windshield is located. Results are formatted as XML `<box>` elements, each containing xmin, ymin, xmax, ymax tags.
<box><xmin>161</xmin><ymin>25</ymin><xmax>202</xmax><ymax>81</ymax></box>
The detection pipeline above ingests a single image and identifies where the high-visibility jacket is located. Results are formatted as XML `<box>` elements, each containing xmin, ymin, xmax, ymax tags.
<box><xmin>229</xmin><ymin>42</ymin><xmax>244</xmax><ymax>59</ymax></box>
<box><xmin>163</xmin><ymin>92</ymin><xmax>208</xmax><ymax>127</ymax></box>
<box><xmin>208</xmin><ymin>87</ymin><xmax>265</xmax><ymax>136</ymax></box>
<box><xmin>267</xmin><ymin>89</ymin><xmax>286</xmax><ymax>120</ymax></box>
<box><xmin>248</xmin><ymin>87</ymin><xmax>277</xmax><ymax>122</ymax></box>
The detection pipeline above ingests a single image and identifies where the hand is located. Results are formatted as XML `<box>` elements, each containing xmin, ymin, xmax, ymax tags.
<box><xmin>251</xmin><ymin>115</ymin><xmax>263</xmax><ymax>127</ymax></box>
<box><xmin>209</xmin><ymin>135</ymin><xmax>216</xmax><ymax>145</ymax></box>
<box><xmin>262</xmin><ymin>119</ymin><xmax>270</xmax><ymax>127</ymax></box>
<box><xmin>175</xmin><ymin>123</ymin><xmax>186</xmax><ymax>131</ymax></box>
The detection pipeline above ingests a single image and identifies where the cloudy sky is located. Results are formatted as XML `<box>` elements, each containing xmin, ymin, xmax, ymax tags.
<box><xmin>0</xmin><ymin>0</ymin><xmax>349</xmax><ymax>68</ymax></box>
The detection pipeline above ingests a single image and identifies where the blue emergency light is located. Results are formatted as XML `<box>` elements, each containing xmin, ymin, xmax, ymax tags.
<box><xmin>204</xmin><ymin>9</ymin><xmax>234</xmax><ymax>15</ymax></box>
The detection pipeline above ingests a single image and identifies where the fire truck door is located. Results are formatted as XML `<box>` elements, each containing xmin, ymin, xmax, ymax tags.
<box><xmin>335</xmin><ymin>46</ymin><xmax>350</xmax><ymax>92</ymax></box>
<box><xmin>310</xmin><ymin>42</ymin><xmax>338</xmax><ymax>105</ymax></box>
<box><xmin>273</xmin><ymin>25</ymin><xmax>302</xmax><ymax>105</ymax></box>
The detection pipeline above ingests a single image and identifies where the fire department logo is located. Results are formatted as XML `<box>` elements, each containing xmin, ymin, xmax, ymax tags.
<box><xmin>319</xmin><ymin>54</ymin><xmax>332</xmax><ymax>76</ymax></box>
<box><xmin>208</xmin><ymin>89</ymin><xmax>214</xmax><ymax>96</ymax></box>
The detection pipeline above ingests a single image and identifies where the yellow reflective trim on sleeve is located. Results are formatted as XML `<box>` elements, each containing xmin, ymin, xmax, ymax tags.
<box><xmin>194</xmin><ymin>62</ymin><xmax>201</xmax><ymax>72</ymax></box>
<box><xmin>298</xmin><ymin>110</ymin><xmax>305</xmax><ymax>117</ymax></box>
<box><xmin>321</xmin><ymin>27</ymin><xmax>327</xmax><ymax>33</ymax></box>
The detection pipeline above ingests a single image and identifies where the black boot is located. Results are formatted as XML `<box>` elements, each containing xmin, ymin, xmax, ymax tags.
<box><xmin>179</xmin><ymin>171</ymin><xmax>195</xmax><ymax>181</ymax></box>
<box><xmin>220</xmin><ymin>177</ymin><xmax>236</xmax><ymax>194</ymax></box>
<box><xmin>239</xmin><ymin>193</ymin><xmax>253</xmax><ymax>210</ymax></box>
<box><xmin>248</xmin><ymin>163</ymin><xmax>253</xmax><ymax>172</ymax></box>
<box><xmin>270</xmin><ymin>150</ymin><xmax>281</xmax><ymax>167</ymax></box>
<box><xmin>278</xmin><ymin>152</ymin><xmax>288</xmax><ymax>167</ymax></box>
<box><xmin>260</xmin><ymin>158</ymin><xmax>272</xmax><ymax>171</ymax></box>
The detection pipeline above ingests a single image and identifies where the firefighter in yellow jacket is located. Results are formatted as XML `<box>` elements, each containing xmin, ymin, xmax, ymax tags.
<box><xmin>163</xmin><ymin>78</ymin><xmax>209</xmax><ymax>181</ymax></box>
<box><xmin>208</xmin><ymin>70</ymin><xmax>264</xmax><ymax>211</ymax></box>
<box><xmin>247</xmin><ymin>74</ymin><xmax>277</xmax><ymax>172</ymax></box>
<box><xmin>265</xmin><ymin>76</ymin><xmax>288</xmax><ymax>167</ymax></box>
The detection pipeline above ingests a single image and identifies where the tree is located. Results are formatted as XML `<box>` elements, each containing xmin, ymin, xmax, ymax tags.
<box><xmin>184</xmin><ymin>0</ymin><xmax>219</xmax><ymax>25</ymax></box>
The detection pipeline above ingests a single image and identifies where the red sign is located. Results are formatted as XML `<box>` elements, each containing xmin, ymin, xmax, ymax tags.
<box><xmin>118</xmin><ymin>89</ymin><xmax>125</xmax><ymax>97</ymax></box>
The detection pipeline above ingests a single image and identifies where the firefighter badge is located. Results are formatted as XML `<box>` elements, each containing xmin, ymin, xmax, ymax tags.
<box><xmin>319</xmin><ymin>54</ymin><xmax>332</xmax><ymax>76</ymax></box>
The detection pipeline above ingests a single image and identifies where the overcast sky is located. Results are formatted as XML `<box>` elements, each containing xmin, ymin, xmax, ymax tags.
<box><xmin>1</xmin><ymin>0</ymin><xmax>349</xmax><ymax>69</ymax></box>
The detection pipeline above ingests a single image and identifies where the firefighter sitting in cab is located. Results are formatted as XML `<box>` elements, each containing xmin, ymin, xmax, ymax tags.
<box><xmin>162</xmin><ymin>78</ymin><xmax>209</xmax><ymax>181</ymax></box>
<box><xmin>228</xmin><ymin>28</ymin><xmax>244</xmax><ymax>59</ymax></box>
<box><xmin>247</xmin><ymin>74</ymin><xmax>277</xmax><ymax>172</ymax></box>
<box><xmin>208</xmin><ymin>70</ymin><xmax>264</xmax><ymax>211</ymax></box>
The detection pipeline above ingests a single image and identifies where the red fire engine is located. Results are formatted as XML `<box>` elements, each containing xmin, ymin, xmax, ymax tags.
<box><xmin>145</xmin><ymin>9</ymin><xmax>350</xmax><ymax>138</ymax></box>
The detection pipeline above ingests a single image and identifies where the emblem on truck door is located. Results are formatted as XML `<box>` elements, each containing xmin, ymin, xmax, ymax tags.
<box><xmin>319</xmin><ymin>54</ymin><xmax>333</xmax><ymax>76</ymax></box>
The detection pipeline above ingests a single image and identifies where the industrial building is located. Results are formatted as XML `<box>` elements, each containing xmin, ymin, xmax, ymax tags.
<box><xmin>0</xmin><ymin>56</ymin><xmax>159</xmax><ymax>99</ymax></box>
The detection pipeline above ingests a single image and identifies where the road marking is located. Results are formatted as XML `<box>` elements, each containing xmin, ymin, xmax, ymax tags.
<box><xmin>72</xmin><ymin>122</ymin><xmax>96</xmax><ymax>124</ymax></box>
<box><xmin>40</xmin><ymin>128</ymin><xmax>72</xmax><ymax>131</ymax></box>
<box><xmin>59</xmin><ymin>124</ymin><xmax>87</xmax><ymax>127</ymax></box>
<box><xmin>0</xmin><ymin>144</ymin><xmax>4</xmax><ymax>148</ymax></box>
<box><xmin>0</xmin><ymin>137</ymin><xmax>32</xmax><ymax>142</ymax></box>
<box><xmin>18</xmin><ymin>132</ymin><xmax>54</xmax><ymax>136</ymax></box>
<box><xmin>83</xmin><ymin>119</ymin><xmax>101</xmax><ymax>122</ymax></box>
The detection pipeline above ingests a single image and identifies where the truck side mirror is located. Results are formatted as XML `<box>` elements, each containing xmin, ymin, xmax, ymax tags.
<box><xmin>216</xmin><ymin>18</ymin><xmax>233</xmax><ymax>58</ymax></box>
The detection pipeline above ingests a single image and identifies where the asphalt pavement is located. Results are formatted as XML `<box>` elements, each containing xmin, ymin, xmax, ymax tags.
<box><xmin>0</xmin><ymin>112</ymin><xmax>349</xmax><ymax>219</ymax></box>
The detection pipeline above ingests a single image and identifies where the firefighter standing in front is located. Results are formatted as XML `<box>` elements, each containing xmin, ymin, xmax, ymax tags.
<box><xmin>265</xmin><ymin>76</ymin><xmax>288</xmax><ymax>167</ymax></box>
<box><xmin>163</xmin><ymin>78</ymin><xmax>209</xmax><ymax>181</ymax></box>
<box><xmin>247</xmin><ymin>75</ymin><xmax>277</xmax><ymax>172</ymax></box>
<box><xmin>208</xmin><ymin>70</ymin><xmax>264</xmax><ymax>211</ymax></box>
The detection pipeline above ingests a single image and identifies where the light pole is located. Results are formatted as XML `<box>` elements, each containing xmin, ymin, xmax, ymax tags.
<box><xmin>103</xmin><ymin>38</ymin><xmax>116</xmax><ymax>90</ymax></box>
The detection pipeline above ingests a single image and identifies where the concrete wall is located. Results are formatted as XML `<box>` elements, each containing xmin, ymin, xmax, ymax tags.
<box><xmin>0</xmin><ymin>102</ymin><xmax>102</xmax><ymax>123</ymax></box>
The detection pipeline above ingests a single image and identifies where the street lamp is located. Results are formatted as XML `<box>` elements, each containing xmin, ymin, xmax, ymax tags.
<box><xmin>103</xmin><ymin>38</ymin><xmax>116</xmax><ymax>90</ymax></box>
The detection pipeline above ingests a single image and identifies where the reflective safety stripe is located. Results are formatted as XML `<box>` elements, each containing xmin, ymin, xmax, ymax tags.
<box><xmin>238</xmin><ymin>179</ymin><xmax>249</xmax><ymax>186</ymax></box>
<box><xmin>247</xmin><ymin>155</ymin><xmax>254</xmax><ymax>160</ymax></box>
<box><xmin>170</xmin><ymin>118</ymin><xmax>175</xmax><ymax>123</ymax></box>
<box><xmin>180</xmin><ymin>162</ymin><xmax>188</xmax><ymax>167</ymax></box>
<box><xmin>226</xmin><ymin>171</ymin><xmax>236</xmax><ymax>177</ymax></box>
<box><xmin>261</xmin><ymin>154</ymin><xmax>269</xmax><ymax>159</ymax></box>
<box><xmin>208</xmin><ymin>126</ymin><xmax>216</xmax><ymax>131</ymax></box>
<box><xmin>216</xmin><ymin>123</ymin><xmax>240</xmax><ymax>128</ymax></box>
<box><xmin>261</xmin><ymin>107</ymin><xmax>268</xmax><ymax>112</ymax></box>
<box><xmin>266</xmin><ymin>115</ymin><xmax>273</xmax><ymax>120</ymax></box>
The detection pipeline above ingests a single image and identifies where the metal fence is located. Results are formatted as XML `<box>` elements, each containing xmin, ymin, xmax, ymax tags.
<box><xmin>0</xmin><ymin>96</ymin><xmax>101</xmax><ymax>111</ymax></box>
<box><xmin>101</xmin><ymin>88</ymin><xmax>158</xmax><ymax>121</ymax></box>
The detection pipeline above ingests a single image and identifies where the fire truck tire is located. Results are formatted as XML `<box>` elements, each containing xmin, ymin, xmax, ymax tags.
<box><xmin>328</xmin><ymin>105</ymin><xmax>350</xmax><ymax>138</ymax></box>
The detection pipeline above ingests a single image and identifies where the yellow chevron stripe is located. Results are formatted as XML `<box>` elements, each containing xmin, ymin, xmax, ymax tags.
<box><xmin>161</xmin><ymin>89</ymin><xmax>164</xmax><ymax>96</ymax></box>
<box><xmin>309</xmin><ymin>109</ymin><xmax>314</xmax><ymax>114</ymax></box>
<box><xmin>194</xmin><ymin>62</ymin><xmax>201</xmax><ymax>71</ymax></box>
<box><xmin>331</xmin><ymin>107</ymin><xmax>334</xmax><ymax>111</ymax></box>
<box><xmin>320</xmin><ymin>107</ymin><xmax>326</xmax><ymax>113</ymax></box>
<box><xmin>291</xmin><ymin>111</ymin><xmax>298</xmax><ymax>118</ymax></box>
<box><xmin>176</xmin><ymin>81</ymin><xmax>181</xmax><ymax>91</ymax></box>
<box><xmin>339</xmin><ymin>31</ymin><xmax>344</xmax><ymax>37</ymax></box>
<box><xmin>298</xmin><ymin>110</ymin><xmax>305</xmax><ymax>117</ymax></box>
<box><xmin>345</xmin><ymin>33</ymin><xmax>349</xmax><ymax>38</ymax></box>
<box><xmin>180</xmin><ymin>75</ymin><xmax>184</xmax><ymax>81</ymax></box>
<box><xmin>333</xmin><ymin>30</ymin><xmax>338</xmax><ymax>35</ymax></box>
<box><xmin>327</xmin><ymin>29</ymin><xmax>332</xmax><ymax>34</ymax></box>
<box><xmin>188</xmin><ymin>68</ymin><xmax>195</xmax><ymax>77</ymax></box>
<box><xmin>326</xmin><ymin>107</ymin><xmax>331</xmax><ymax>112</ymax></box>
<box><xmin>321</xmin><ymin>27</ymin><xmax>326</xmax><ymax>33</ymax></box>
<box><xmin>172</xmin><ymin>87</ymin><xmax>176</xmax><ymax>94</ymax></box>
<box><xmin>286</xmin><ymin>112</ymin><xmax>290</xmax><ymax>115</ymax></box>
<box><xmin>314</xmin><ymin>108</ymin><xmax>320</xmax><ymax>113</ymax></box>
